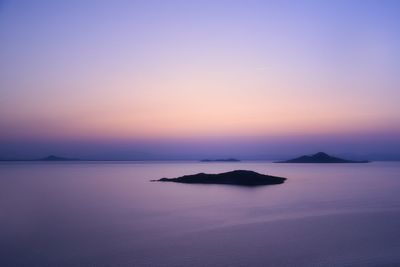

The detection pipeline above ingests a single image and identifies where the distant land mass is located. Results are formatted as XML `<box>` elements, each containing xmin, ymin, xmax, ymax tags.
<box><xmin>275</xmin><ymin>152</ymin><xmax>370</xmax><ymax>163</ymax></box>
<box><xmin>152</xmin><ymin>170</ymin><xmax>286</xmax><ymax>186</ymax></box>
<box><xmin>40</xmin><ymin>155</ymin><xmax>79</xmax><ymax>161</ymax></box>
<box><xmin>200</xmin><ymin>158</ymin><xmax>240</xmax><ymax>162</ymax></box>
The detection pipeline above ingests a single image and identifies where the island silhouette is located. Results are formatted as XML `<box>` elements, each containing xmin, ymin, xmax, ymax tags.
<box><xmin>275</xmin><ymin>152</ymin><xmax>369</xmax><ymax>163</ymax></box>
<box><xmin>40</xmin><ymin>155</ymin><xmax>79</xmax><ymax>161</ymax></box>
<box><xmin>200</xmin><ymin>158</ymin><xmax>240</xmax><ymax>162</ymax></box>
<box><xmin>152</xmin><ymin>170</ymin><xmax>286</xmax><ymax>186</ymax></box>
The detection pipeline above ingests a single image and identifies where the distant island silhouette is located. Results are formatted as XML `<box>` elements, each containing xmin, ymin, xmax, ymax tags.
<box><xmin>152</xmin><ymin>170</ymin><xmax>286</xmax><ymax>186</ymax></box>
<box><xmin>200</xmin><ymin>158</ymin><xmax>240</xmax><ymax>162</ymax></box>
<box><xmin>40</xmin><ymin>155</ymin><xmax>79</xmax><ymax>161</ymax></box>
<box><xmin>275</xmin><ymin>152</ymin><xmax>370</xmax><ymax>163</ymax></box>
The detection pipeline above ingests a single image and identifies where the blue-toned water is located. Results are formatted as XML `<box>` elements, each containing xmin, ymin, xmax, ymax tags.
<box><xmin>1</xmin><ymin>161</ymin><xmax>400</xmax><ymax>266</ymax></box>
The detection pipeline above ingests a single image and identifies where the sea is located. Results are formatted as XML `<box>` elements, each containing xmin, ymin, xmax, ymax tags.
<box><xmin>1</xmin><ymin>161</ymin><xmax>400</xmax><ymax>267</ymax></box>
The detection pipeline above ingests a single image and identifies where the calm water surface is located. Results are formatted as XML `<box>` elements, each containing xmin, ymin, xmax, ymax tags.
<box><xmin>1</xmin><ymin>161</ymin><xmax>400</xmax><ymax>267</ymax></box>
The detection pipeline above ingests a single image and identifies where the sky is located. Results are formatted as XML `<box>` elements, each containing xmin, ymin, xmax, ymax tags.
<box><xmin>0</xmin><ymin>0</ymin><xmax>400</xmax><ymax>160</ymax></box>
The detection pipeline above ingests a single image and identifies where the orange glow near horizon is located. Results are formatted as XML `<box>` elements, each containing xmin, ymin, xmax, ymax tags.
<box><xmin>1</xmin><ymin>0</ymin><xmax>399</xmax><ymax>144</ymax></box>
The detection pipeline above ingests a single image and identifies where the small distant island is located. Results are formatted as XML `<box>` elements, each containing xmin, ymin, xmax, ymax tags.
<box><xmin>275</xmin><ymin>152</ymin><xmax>370</xmax><ymax>163</ymax></box>
<box><xmin>152</xmin><ymin>170</ymin><xmax>286</xmax><ymax>186</ymax></box>
<box><xmin>200</xmin><ymin>158</ymin><xmax>240</xmax><ymax>162</ymax></box>
<box><xmin>40</xmin><ymin>155</ymin><xmax>79</xmax><ymax>161</ymax></box>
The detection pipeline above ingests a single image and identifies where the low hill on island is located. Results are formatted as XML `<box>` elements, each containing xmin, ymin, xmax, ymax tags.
<box><xmin>40</xmin><ymin>155</ymin><xmax>79</xmax><ymax>161</ymax></box>
<box><xmin>200</xmin><ymin>158</ymin><xmax>240</xmax><ymax>162</ymax></box>
<box><xmin>152</xmin><ymin>170</ymin><xmax>286</xmax><ymax>186</ymax></box>
<box><xmin>275</xmin><ymin>152</ymin><xmax>369</xmax><ymax>163</ymax></box>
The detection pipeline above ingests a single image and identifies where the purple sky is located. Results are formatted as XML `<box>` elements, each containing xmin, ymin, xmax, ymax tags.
<box><xmin>1</xmin><ymin>0</ymin><xmax>399</xmax><ymax>160</ymax></box>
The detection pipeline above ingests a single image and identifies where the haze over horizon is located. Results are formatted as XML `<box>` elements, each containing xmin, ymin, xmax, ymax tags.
<box><xmin>1</xmin><ymin>0</ymin><xmax>400</xmax><ymax>160</ymax></box>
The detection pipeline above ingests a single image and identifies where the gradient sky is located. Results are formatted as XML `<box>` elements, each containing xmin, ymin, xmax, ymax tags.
<box><xmin>1</xmin><ymin>0</ymin><xmax>400</xmax><ymax>160</ymax></box>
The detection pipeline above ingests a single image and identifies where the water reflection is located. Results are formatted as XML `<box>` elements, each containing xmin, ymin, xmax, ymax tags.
<box><xmin>0</xmin><ymin>161</ymin><xmax>399</xmax><ymax>266</ymax></box>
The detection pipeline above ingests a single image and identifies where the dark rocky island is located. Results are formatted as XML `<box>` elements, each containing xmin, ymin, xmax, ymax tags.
<box><xmin>275</xmin><ymin>152</ymin><xmax>369</xmax><ymax>163</ymax></box>
<box><xmin>152</xmin><ymin>170</ymin><xmax>286</xmax><ymax>186</ymax></box>
<box><xmin>40</xmin><ymin>155</ymin><xmax>79</xmax><ymax>161</ymax></box>
<box><xmin>200</xmin><ymin>158</ymin><xmax>240</xmax><ymax>162</ymax></box>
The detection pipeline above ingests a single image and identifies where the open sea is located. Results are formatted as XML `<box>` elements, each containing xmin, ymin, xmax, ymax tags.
<box><xmin>1</xmin><ymin>161</ymin><xmax>400</xmax><ymax>267</ymax></box>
